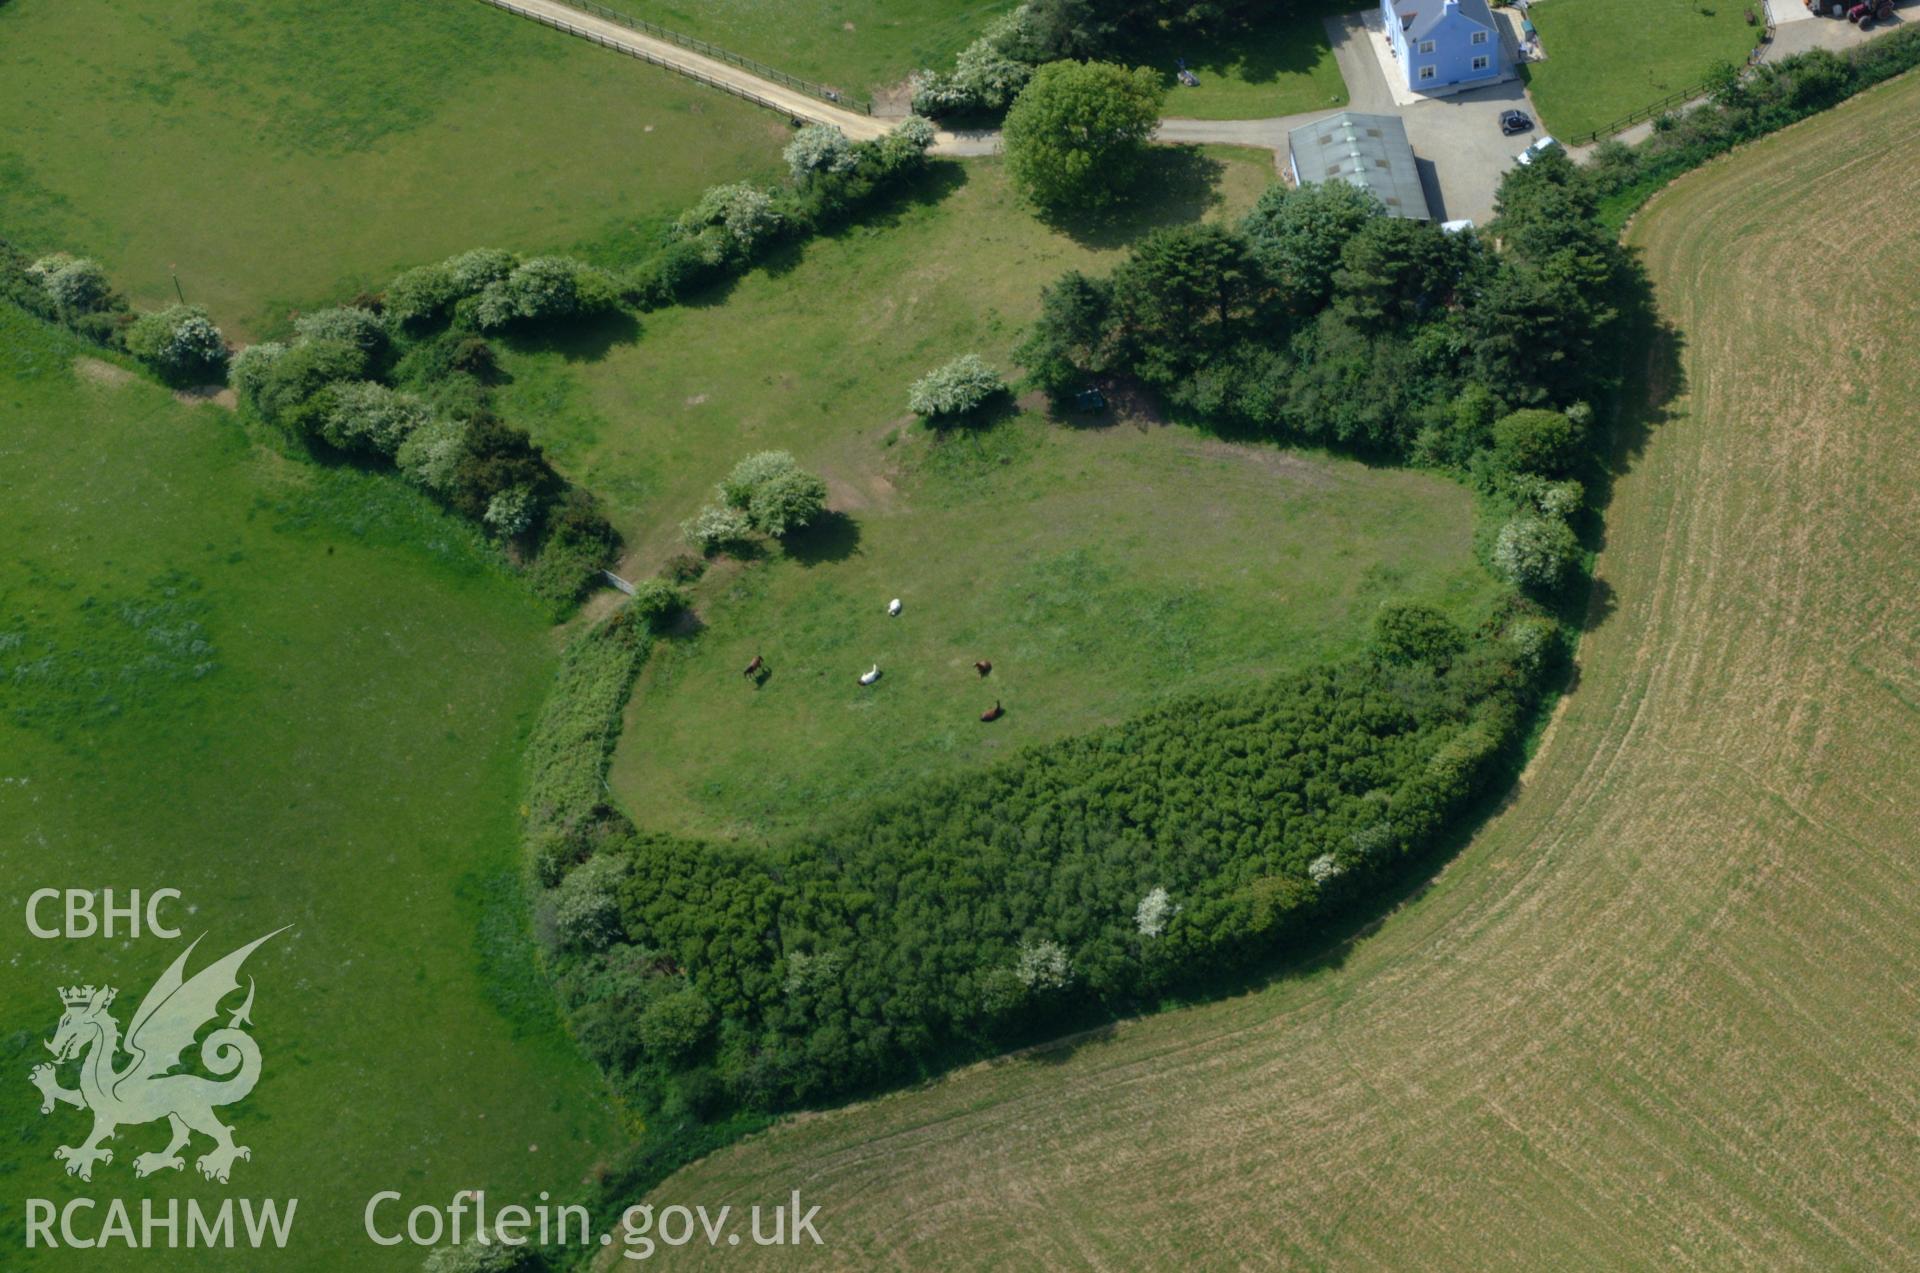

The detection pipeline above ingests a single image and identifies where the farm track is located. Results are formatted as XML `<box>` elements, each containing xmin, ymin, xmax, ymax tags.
<box><xmin>609</xmin><ymin>75</ymin><xmax>1920</xmax><ymax>1267</ymax></box>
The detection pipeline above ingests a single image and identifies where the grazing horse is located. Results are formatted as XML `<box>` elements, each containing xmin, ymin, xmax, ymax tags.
<box><xmin>888</xmin><ymin>598</ymin><xmax>903</xmax><ymax>617</ymax></box>
<box><xmin>974</xmin><ymin>660</ymin><xmax>992</xmax><ymax>677</ymax></box>
<box><xmin>980</xmin><ymin>700</ymin><xmax>1003</xmax><ymax>722</ymax></box>
<box><xmin>743</xmin><ymin>654</ymin><xmax>764</xmax><ymax>679</ymax></box>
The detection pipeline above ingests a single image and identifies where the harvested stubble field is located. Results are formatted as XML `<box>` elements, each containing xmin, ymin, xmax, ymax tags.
<box><xmin>607</xmin><ymin>73</ymin><xmax>1920</xmax><ymax>1268</ymax></box>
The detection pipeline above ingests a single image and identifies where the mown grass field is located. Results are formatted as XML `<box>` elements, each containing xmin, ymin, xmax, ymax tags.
<box><xmin>614</xmin><ymin>72</ymin><xmax>1920</xmax><ymax>1267</ymax></box>
<box><xmin>0</xmin><ymin>0</ymin><xmax>783</xmax><ymax>336</ymax></box>
<box><xmin>631</xmin><ymin>0</ymin><xmax>1017</xmax><ymax>96</ymax></box>
<box><xmin>0</xmin><ymin>309</ymin><xmax>622</xmax><ymax>1268</ymax></box>
<box><xmin>498</xmin><ymin>149</ymin><xmax>1499</xmax><ymax>837</ymax></box>
<box><xmin>1524</xmin><ymin>0</ymin><xmax>1762</xmax><ymax>137</ymax></box>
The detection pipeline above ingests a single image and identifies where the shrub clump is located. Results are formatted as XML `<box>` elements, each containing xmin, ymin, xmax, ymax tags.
<box><xmin>685</xmin><ymin>451</ymin><xmax>829</xmax><ymax>549</ymax></box>
<box><xmin>124</xmin><ymin>304</ymin><xmax>226</xmax><ymax>383</ymax></box>
<box><xmin>27</xmin><ymin>253</ymin><xmax>113</xmax><ymax>314</ymax></box>
<box><xmin>294</xmin><ymin>305</ymin><xmax>389</xmax><ymax>360</ymax></box>
<box><xmin>1494</xmin><ymin>513</ymin><xmax>1580</xmax><ymax>592</ymax></box>
<box><xmin>908</xmin><ymin>354</ymin><xmax>1006</xmax><ymax>420</ymax></box>
<box><xmin>471</xmin><ymin>256</ymin><xmax>619</xmax><ymax>332</ymax></box>
<box><xmin>628</xmin><ymin>579</ymin><xmax>687</xmax><ymax>632</ymax></box>
<box><xmin>784</xmin><ymin>123</ymin><xmax>858</xmax><ymax>180</ymax></box>
<box><xmin>318</xmin><ymin>381</ymin><xmax>430</xmax><ymax>457</ymax></box>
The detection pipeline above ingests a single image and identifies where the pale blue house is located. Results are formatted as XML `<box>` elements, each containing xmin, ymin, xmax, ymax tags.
<box><xmin>1381</xmin><ymin>0</ymin><xmax>1503</xmax><ymax>94</ymax></box>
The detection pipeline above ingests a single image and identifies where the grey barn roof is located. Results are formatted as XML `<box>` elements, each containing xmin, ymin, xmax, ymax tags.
<box><xmin>1286</xmin><ymin>112</ymin><xmax>1431</xmax><ymax>221</ymax></box>
<box><xmin>1394</xmin><ymin>0</ymin><xmax>1497</xmax><ymax>41</ymax></box>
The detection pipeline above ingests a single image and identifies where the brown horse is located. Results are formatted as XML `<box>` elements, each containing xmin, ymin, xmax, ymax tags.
<box><xmin>743</xmin><ymin>654</ymin><xmax>764</xmax><ymax>678</ymax></box>
<box><xmin>974</xmin><ymin>660</ymin><xmax>992</xmax><ymax>677</ymax></box>
<box><xmin>980</xmin><ymin>700</ymin><xmax>1003</xmax><ymax>722</ymax></box>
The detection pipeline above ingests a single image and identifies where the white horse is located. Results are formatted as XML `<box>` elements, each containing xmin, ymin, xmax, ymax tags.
<box><xmin>887</xmin><ymin>598</ymin><xmax>903</xmax><ymax>617</ymax></box>
<box><xmin>858</xmin><ymin>664</ymin><xmax>881</xmax><ymax>686</ymax></box>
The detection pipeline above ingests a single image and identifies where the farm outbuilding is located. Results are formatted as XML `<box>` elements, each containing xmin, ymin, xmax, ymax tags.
<box><xmin>1286</xmin><ymin>112</ymin><xmax>1433</xmax><ymax>221</ymax></box>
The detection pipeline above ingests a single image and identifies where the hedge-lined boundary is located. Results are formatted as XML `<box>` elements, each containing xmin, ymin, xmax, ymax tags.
<box><xmin>1590</xmin><ymin>26</ymin><xmax>1920</xmax><ymax>228</ymax></box>
<box><xmin>523</xmin><ymin>607</ymin><xmax>654</xmax><ymax>884</ymax></box>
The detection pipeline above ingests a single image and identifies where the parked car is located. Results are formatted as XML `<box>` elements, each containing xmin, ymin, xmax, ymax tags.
<box><xmin>1515</xmin><ymin>136</ymin><xmax>1560</xmax><ymax>165</ymax></box>
<box><xmin>1440</xmin><ymin>219</ymin><xmax>1476</xmax><ymax>234</ymax></box>
<box><xmin>1500</xmin><ymin>109</ymin><xmax>1534</xmax><ymax>136</ymax></box>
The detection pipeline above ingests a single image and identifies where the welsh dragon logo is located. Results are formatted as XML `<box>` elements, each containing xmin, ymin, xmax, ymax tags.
<box><xmin>29</xmin><ymin>928</ymin><xmax>286</xmax><ymax>1184</ymax></box>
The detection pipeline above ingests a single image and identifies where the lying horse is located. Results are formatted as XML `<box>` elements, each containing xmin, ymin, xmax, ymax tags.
<box><xmin>980</xmin><ymin>700</ymin><xmax>1003</xmax><ymax>722</ymax></box>
<box><xmin>859</xmin><ymin>664</ymin><xmax>882</xmax><ymax>686</ymax></box>
<box><xmin>974</xmin><ymin>660</ymin><xmax>992</xmax><ymax>677</ymax></box>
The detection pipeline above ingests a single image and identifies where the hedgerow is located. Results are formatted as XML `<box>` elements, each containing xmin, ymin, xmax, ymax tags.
<box><xmin>522</xmin><ymin>606</ymin><xmax>654</xmax><ymax>887</ymax></box>
<box><xmin>1587</xmin><ymin>27</ymin><xmax>1920</xmax><ymax>228</ymax></box>
<box><xmin>627</xmin><ymin>121</ymin><xmax>938</xmax><ymax>309</ymax></box>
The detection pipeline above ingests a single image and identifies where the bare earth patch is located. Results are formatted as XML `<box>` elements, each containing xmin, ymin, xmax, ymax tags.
<box><xmin>173</xmin><ymin>384</ymin><xmax>237</xmax><ymax>409</ymax></box>
<box><xmin>72</xmin><ymin>356</ymin><xmax>135</xmax><ymax>388</ymax></box>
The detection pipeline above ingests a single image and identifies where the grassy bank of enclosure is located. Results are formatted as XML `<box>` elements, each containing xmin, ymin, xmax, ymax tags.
<box><xmin>0</xmin><ymin>307</ymin><xmax>621</xmax><ymax>1268</ymax></box>
<box><xmin>0</xmin><ymin>0</ymin><xmax>782</xmax><ymax>336</ymax></box>
<box><xmin>629</xmin><ymin>69</ymin><xmax>1920</xmax><ymax>1268</ymax></box>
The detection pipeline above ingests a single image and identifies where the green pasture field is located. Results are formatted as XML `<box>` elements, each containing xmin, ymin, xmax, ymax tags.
<box><xmin>489</xmin><ymin>149</ymin><xmax>1500</xmax><ymax>837</ymax></box>
<box><xmin>632</xmin><ymin>69</ymin><xmax>1920</xmax><ymax>1268</ymax></box>
<box><xmin>0</xmin><ymin>0</ymin><xmax>784</xmax><ymax>337</ymax></box>
<box><xmin>0</xmin><ymin>307</ymin><xmax>623</xmax><ymax>1268</ymax></box>
<box><xmin>1524</xmin><ymin>0</ymin><xmax>1762</xmax><ymax>138</ymax></box>
<box><xmin>628</xmin><ymin>0</ymin><xmax>1018</xmax><ymax>96</ymax></box>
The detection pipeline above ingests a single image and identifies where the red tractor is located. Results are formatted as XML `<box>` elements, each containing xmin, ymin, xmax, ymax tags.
<box><xmin>1846</xmin><ymin>0</ymin><xmax>1894</xmax><ymax>20</ymax></box>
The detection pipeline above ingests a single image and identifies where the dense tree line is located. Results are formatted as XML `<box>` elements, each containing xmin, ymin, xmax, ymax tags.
<box><xmin>540</xmin><ymin>600</ymin><xmax>1557</xmax><ymax>1116</ymax></box>
<box><xmin>1017</xmin><ymin>159</ymin><xmax>1626</xmax><ymax>592</ymax></box>
<box><xmin>1018</xmin><ymin>156</ymin><xmax>1623</xmax><ymax>454</ymax></box>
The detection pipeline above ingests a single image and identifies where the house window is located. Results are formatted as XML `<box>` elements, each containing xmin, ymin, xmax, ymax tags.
<box><xmin>1472</xmin><ymin>54</ymin><xmax>1490</xmax><ymax>70</ymax></box>
<box><xmin>1419</xmin><ymin>64</ymin><xmax>1437</xmax><ymax>80</ymax></box>
<box><xmin>1472</xmin><ymin>30</ymin><xmax>1489</xmax><ymax>44</ymax></box>
<box><xmin>1418</xmin><ymin>39</ymin><xmax>1436</xmax><ymax>53</ymax></box>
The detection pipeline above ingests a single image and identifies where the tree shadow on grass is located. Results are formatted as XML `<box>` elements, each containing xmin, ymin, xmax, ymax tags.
<box><xmin>1116</xmin><ymin>4</ymin><xmax>1348</xmax><ymax>91</ymax></box>
<box><xmin>781</xmin><ymin>510</ymin><xmax>863</xmax><ymax>567</ymax></box>
<box><xmin>1042</xmin><ymin>146</ymin><xmax>1229</xmax><ymax>249</ymax></box>
<box><xmin>501</xmin><ymin>308</ymin><xmax>640</xmax><ymax>364</ymax></box>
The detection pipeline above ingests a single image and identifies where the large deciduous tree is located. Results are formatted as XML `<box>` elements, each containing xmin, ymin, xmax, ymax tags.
<box><xmin>1003</xmin><ymin>60</ymin><xmax>1165</xmax><ymax>214</ymax></box>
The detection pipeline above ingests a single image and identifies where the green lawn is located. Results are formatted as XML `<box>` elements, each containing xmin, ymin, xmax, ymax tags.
<box><xmin>490</xmin><ymin>150</ymin><xmax>1500</xmax><ymax>839</ymax></box>
<box><xmin>1121</xmin><ymin>3</ymin><xmax>1355</xmax><ymax>120</ymax></box>
<box><xmin>629</xmin><ymin>0</ymin><xmax>1019</xmax><ymax>95</ymax></box>
<box><xmin>1524</xmin><ymin>0</ymin><xmax>1763</xmax><ymax>138</ymax></box>
<box><xmin>0</xmin><ymin>307</ymin><xmax>622</xmax><ymax>1268</ymax></box>
<box><xmin>0</xmin><ymin>0</ymin><xmax>784</xmax><ymax>337</ymax></box>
